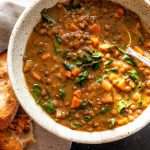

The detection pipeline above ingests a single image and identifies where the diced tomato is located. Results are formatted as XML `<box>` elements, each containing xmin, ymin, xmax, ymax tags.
<box><xmin>89</xmin><ymin>24</ymin><xmax>101</xmax><ymax>34</ymax></box>
<box><xmin>71</xmin><ymin>67</ymin><xmax>81</xmax><ymax>77</ymax></box>
<box><xmin>71</xmin><ymin>96</ymin><xmax>81</xmax><ymax>109</ymax></box>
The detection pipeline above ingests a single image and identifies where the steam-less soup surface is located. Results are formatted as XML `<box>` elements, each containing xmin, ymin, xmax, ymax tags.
<box><xmin>24</xmin><ymin>0</ymin><xmax>150</xmax><ymax>131</ymax></box>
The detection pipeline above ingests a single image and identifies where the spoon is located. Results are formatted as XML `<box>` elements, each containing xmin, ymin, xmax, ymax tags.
<box><xmin>127</xmin><ymin>47</ymin><xmax>150</xmax><ymax>67</ymax></box>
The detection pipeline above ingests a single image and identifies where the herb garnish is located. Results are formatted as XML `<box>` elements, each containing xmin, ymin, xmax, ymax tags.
<box><xmin>75</xmin><ymin>70</ymin><xmax>89</xmax><ymax>85</ymax></box>
<box><xmin>41</xmin><ymin>8</ymin><xmax>56</xmax><ymax>24</ymax></box>
<box><xmin>54</xmin><ymin>34</ymin><xmax>62</xmax><ymax>53</ymax></box>
<box><xmin>128</xmin><ymin>69</ymin><xmax>139</xmax><ymax>81</ymax></box>
<box><xmin>32</xmin><ymin>84</ymin><xmax>41</xmax><ymax>100</ymax></box>
<box><xmin>42</xmin><ymin>99</ymin><xmax>56</xmax><ymax>113</ymax></box>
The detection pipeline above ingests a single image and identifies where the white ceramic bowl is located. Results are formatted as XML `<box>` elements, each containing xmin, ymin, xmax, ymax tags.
<box><xmin>8</xmin><ymin>0</ymin><xmax>150</xmax><ymax>144</ymax></box>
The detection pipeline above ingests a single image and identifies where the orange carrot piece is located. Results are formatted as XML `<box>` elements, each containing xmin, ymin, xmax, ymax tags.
<box><xmin>71</xmin><ymin>96</ymin><xmax>81</xmax><ymax>109</ymax></box>
<box><xmin>69</xmin><ymin>23</ymin><xmax>79</xmax><ymax>31</ymax></box>
<box><xmin>32</xmin><ymin>71</ymin><xmax>41</xmax><ymax>80</ymax></box>
<box><xmin>73</xmin><ymin>90</ymin><xmax>81</xmax><ymax>97</ymax></box>
<box><xmin>65</xmin><ymin>71</ymin><xmax>72</xmax><ymax>78</ymax></box>
<box><xmin>134</xmin><ymin>46</ymin><xmax>144</xmax><ymax>55</ymax></box>
<box><xmin>89</xmin><ymin>24</ymin><xmax>101</xmax><ymax>34</ymax></box>
<box><xmin>71</xmin><ymin>67</ymin><xmax>81</xmax><ymax>77</ymax></box>
<box><xmin>41</xmin><ymin>53</ymin><xmax>51</xmax><ymax>60</ymax></box>
<box><xmin>90</xmin><ymin>36</ymin><xmax>99</xmax><ymax>47</ymax></box>
<box><xmin>24</xmin><ymin>60</ymin><xmax>33</xmax><ymax>72</ymax></box>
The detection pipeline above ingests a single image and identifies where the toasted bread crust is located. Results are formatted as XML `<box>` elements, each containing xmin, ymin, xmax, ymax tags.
<box><xmin>0</xmin><ymin>52</ymin><xmax>34</xmax><ymax>149</ymax></box>
<box><xmin>0</xmin><ymin>52</ymin><xmax>18</xmax><ymax>130</ymax></box>
<box><xmin>0</xmin><ymin>52</ymin><xmax>7</xmax><ymax>78</ymax></box>
<box><xmin>0</xmin><ymin>107</ymin><xmax>34</xmax><ymax>150</ymax></box>
<box><xmin>0</xmin><ymin>131</ymin><xmax>22</xmax><ymax>150</ymax></box>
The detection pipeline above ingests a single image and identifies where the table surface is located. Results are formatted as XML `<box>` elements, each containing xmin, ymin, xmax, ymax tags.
<box><xmin>71</xmin><ymin>124</ymin><xmax>150</xmax><ymax>150</ymax></box>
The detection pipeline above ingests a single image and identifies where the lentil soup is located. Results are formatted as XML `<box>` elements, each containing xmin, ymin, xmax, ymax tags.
<box><xmin>24</xmin><ymin>0</ymin><xmax>150</xmax><ymax>131</ymax></box>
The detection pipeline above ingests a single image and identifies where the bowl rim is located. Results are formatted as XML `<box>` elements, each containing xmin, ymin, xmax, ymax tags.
<box><xmin>8</xmin><ymin>0</ymin><xmax>150</xmax><ymax>144</ymax></box>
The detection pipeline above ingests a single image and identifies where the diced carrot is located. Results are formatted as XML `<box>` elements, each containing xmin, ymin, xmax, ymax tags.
<box><xmin>71</xmin><ymin>67</ymin><xmax>81</xmax><ymax>77</ymax></box>
<box><xmin>69</xmin><ymin>23</ymin><xmax>79</xmax><ymax>31</ymax></box>
<box><xmin>71</xmin><ymin>96</ymin><xmax>81</xmax><ymax>109</ymax></box>
<box><xmin>134</xmin><ymin>46</ymin><xmax>144</xmax><ymax>55</ymax></box>
<box><xmin>32</xmin><ymin>71</ymin><xmax>41</xmax><ymax>80</ymax></box>
<box><xmin>41</xmin><ymin>53</ymin><xmax>51</xmax><ymax>60</ymax></box>
<box><xmin>117</xmin><ymin>117</ymin><xmax>128</xmax><ymax>125</ymax></box>
<box><xmin>114</xmin><ymin>8</ymin><xmax>125</xmax><ymax>18</ymax></box>
<box><xmin>90</xmin><ymin>36</ymin><xmax>99</xmax><ymax>47</ymax></box>
<box><xmin>73</xmin><ymin>90</ymin><xmax>81</xmax><ymax>97</ymax></box>
<box><xmin>65</xmin><ymin>71</ymin><xmax>72</xmax><ymax>78</ymax></box>
<box><xmin>24</xmin><ymin>60</ymin><xmax>33</xmax><ymax>72</ymax></box>
<box><xmin>89</xmin><ymin>23</ymin><xmax>101</xmax><ymax>34</ymax></box>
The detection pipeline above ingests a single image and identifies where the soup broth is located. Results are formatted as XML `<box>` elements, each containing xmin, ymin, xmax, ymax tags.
<box><xmin>24</xmin><ymin>0</ymin><xmax>150</xmax><ymax>131</ymax></box>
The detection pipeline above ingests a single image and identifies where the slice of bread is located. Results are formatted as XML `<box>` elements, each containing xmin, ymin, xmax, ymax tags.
<box><xmin>0</xmin><ymin>52</ymin><xmax>34</xmax><ymax>149</ymax></box>
<box><xmin>0</xmin><ymin>107</ymin><xmax>34</xmax><ymax>150</ymax></box>
<box><xmin>0</xmin><ymin>131</ymin><xmax>22</xmax><ymax>150</ymax></box>
<box><xmin>0</xmin><ymin>52</ymin><xmax>18</xmax><ymax>130</ymax></box>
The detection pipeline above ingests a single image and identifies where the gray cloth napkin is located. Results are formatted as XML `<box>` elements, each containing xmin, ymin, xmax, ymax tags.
<box><xmin>0</xmin><ymin>1</ymin><xmax>23</xmax><ymax>50</ymax></box>
<box><xmin>0</xmin><ymin>1</ymin><xmax>71</xmax><ymax>150</ymax></box>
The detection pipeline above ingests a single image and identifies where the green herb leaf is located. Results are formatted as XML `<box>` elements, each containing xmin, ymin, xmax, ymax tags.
<box><xmin>59</xmin><ymin>88</ymin><xmax>66</xmax><ymax>99</ymax></box>
<box><xmin>105</xmin><ymin>67</ymin><xmax>118</xmax><ymax>73</ymax></box>
<box><xmin>82</xmin><ymin>53</ymin><xmax>93</xmax><ymax>64</ymax></box>
<box><xmin>117</xmin><ymin>47</ymin><xmax>126</xmax><ymax>54</ymax></box>
<box><xmin>75</xmin><ymin>60</ymin><xmax>83</xmax><ymax>66</ymax></box>
<box><xmin>55</xmin><ymin>34</ymin><xmax>62</xmax><ymax>44</ymax></box>
<box><xmin>75</xmin><ymin>70</ymin><xmax>89</xmax><ymax>85</ymax></box>
<box><xmin>128</xmin><ymin>69</ymin><xmax>139</xmax><ymax>81</ymax></box>
<box><xmin>117</xmin><ymin>99</ymin><xmax>131</xmax><ymax>114</ymax></box>
<box><xmin>64</xmin><ymin>61</ymin><xmax>75</xmax><ymax>70</ymax></box>
<box><xmin>32</xmin><ymin>84</ymin><xmax>41</xmax><ymax>100</ymax></box>
<box><xmin>108</xmin><ymin>118</ymin><xmax>116</xmax><ymax>128</ymax></box>
<box><xmin>54</xmin><ymin>34</ymin><xmax>62</xmax><ymax>53</ymax></box>
<box><xmin>41</xmin><ymin>9</ymin><xmax>56</xmax><ymax>24</ymax></box>
<box><xmin>43</xmin><ymin>99</ymin><xmax>55</xmax><ymax>113</ymax></box>
<box><xmin>92</xmin><ymin>51</ymin><xmax>103</xmax><ymax>59</ymax></box>
<box><xmin>84</xmin><ymin>115</ymin><xmax>93</xmax><ymax>122</ymax></box>
<box><xmin>92</xmin><ymin>62</ymin><xmax>100</xmax><ymax>70</ymax></box>
<box><xmin>96</xmin><ymin>76</ymin><xmax>104</xmax><ymax>83</ymax></box>
<box><xmin>123</xmin><ymin>54</ymin><xmax>136</xmax><ymax>66</ymax></box>
<box><xmin>100</xmin><ymin>105</ymin><xmax>111</xmax><ymax>114</ymax></box>
<box><xmin>70</xmin><ymin>121</ymin><xmax>82</xmax><ymax>129</ymax></box>
<box><xmin>104</xmin><ymin>59</ymin><xmax>113</xmax><ymax>67</ymax></box>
